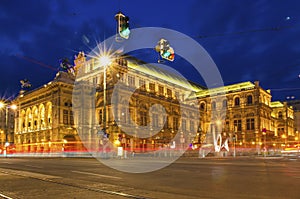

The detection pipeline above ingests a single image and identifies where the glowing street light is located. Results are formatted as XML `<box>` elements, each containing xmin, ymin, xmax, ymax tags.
<box><xmin>97</xmin><ymin>54</ymin><xmax>113</xmax><ymax>139</ymax></box>
<box><xmin>98</xmin><ymin>55</ymin><xmax>112</xmax><ymax>67</ymax></box>
<box><xmin>0</xmin><ymin>101</ymin><xmax>17</xmax><ymax>157</ymax></box>
<box><xmin>281</xmin><ymin>134</ymin><xmax>287</xmax><ymax>146</ymax></box>
<box><xmin>295</xmin><ymin>131</ymin><xmax>299</xmax><ymax>155</ymax></box>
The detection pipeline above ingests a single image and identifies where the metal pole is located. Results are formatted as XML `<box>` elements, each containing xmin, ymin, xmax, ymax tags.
<box><xmin>5</xmin><ymin>107</ymin><xmax>8</xmax><ymax>157</ymax></box>
<box><xmin>233</xmin><ymin>138</ymin><xmax>236</xmax><ymax>157</ymax></box>
<box><xmin>296</xmin><ymin>131</ymin><xmax>299</xmax><ymax>158</ymax></box>
<box><xmin>103</xmin><ymin>66</ymin><xmax>106</xmax><ymax>131</ymax></box>
<box><xmin>264</xmin><ymin>133</ymin><xmax>266</xmax><ymax>157</ymax></box>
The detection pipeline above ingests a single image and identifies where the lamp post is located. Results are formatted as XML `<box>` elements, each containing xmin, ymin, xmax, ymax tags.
<box><xmin>262</xmin><ymin>132</ymin><xmax>266</xmax><ymax>157</ymax></box>
<box><xmin>295</xmin><ymin>131</ymin><xmax>299</xmax><ymax>156</ymax></box>
<box><xmin>103</xmin><ymin>63</ymin><xmax>107</xmax><ymax>132</ymax></box>
<box><xmin>98</xmin><ymin>54</ymin><xmax>112</xmax><ymax>154</ymax></box>
<box><xmin>233</xmin><ymin>133</ymin><xmax>236</xmax><ymax>157</ymax></box>
<box><xmin>98</xmin><ymin>55</ymin><xmax>112</xmax><ymax>129</ymax></box>
<box><xmin>0</xmin><ymin>101</ymin><xmax>17</xmax><ymax>157</ymax></box>
<box><xmin>281</xmin><ymin>134</ymin><xmax>287</xmax><ymax>149</ymax></box>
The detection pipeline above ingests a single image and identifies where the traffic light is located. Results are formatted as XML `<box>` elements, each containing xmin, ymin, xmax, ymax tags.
<box><xmin>115</xmin><ymin>12</ymin><xmax>130</xmax><ymax>39</ymax></box>
<box><xmin>155</xmin><ymin>39</ymin><xmax>175</xmax><ymax>61</ymax></box>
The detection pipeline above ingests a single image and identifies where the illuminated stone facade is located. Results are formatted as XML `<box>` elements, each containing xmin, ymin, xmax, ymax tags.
<box><xmin>287</xmin><ymin>100</ymin><xmax>300</xmax><ymax>142</ymax></box>
<box><xmin>196</xmin><ymin>81</ymin><xmax>295</xmax><ymax>149</ymax></box>
<box><xmin>0</xmin><ymin>102</ymin><xmax>16</xmax><ymax>147</ymax></box>
<box><xmin>13</xmin><ymin>72</ymin><xmax>77</xmax><ymax>152</ymax></box>
<box><xmin>74</xmin><ymin>55</ymin><xmax>202</xmax><ymax>152</ymax></box>
<box><xmin>12</xmin><ymin>53</ymin><xmax>295</xmax><ymax>153</ymax></box>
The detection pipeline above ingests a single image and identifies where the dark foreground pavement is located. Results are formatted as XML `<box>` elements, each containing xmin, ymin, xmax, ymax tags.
<box><xmin>0</xmin><ymin>156</ymin><xmax>299</xmax><ymax>199</ymax></box>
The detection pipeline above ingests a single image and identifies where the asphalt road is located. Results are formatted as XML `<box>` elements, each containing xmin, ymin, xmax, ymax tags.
<box><xmin>0</xmin><ymin>156</ymin><xmax>299</xmax><ymax>199</ymax></box>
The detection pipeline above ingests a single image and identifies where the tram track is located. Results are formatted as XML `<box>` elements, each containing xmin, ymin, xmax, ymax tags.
<box><xmin>0</xmin><ymin>168</ymin><xmax>150</xmax><ymax>199</ymax></box>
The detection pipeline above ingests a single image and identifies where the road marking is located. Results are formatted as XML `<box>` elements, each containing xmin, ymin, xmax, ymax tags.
<box><xmin>71</xmin><ymin>170</ymin><xmax>122</xmax><ymax>180</ymax></box>
<box><xmin>24</xmin><ymin>164</ymin><xmax>43</xmax><ymax>169</ymax></box>
<box><xmin>0</xmin><ymin>192</ymin><xmax>14</xmax><ymax>199</ymax></box>
<box><xmin>0</xmin><ymin>168</ymin><xmax>60</xmax><ymax>179</ymax></box>
<box><xmin>1</xmin><ymin>162</ymin><xmax>12</xmax><ymax>164</ymax></box>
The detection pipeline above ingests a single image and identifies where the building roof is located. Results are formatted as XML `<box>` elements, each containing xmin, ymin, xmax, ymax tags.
<box><xmin>195</xmin><ymin>81</ymin><xmax>255</xmax><ymax>98</ymax></box>
<box><xmin>126</xmin><ymin>57</ymin><xmax>205</xmax><ymax>91</ymax></box>
<box><xmin>270</xmin><ymin>101</ymin><xmax>284</xmax><ymax>108</ymax></box>
<box><xmin>15</xmin><ymin>71</ymin><xmax>74</xmax><ymax>99</ymax></box>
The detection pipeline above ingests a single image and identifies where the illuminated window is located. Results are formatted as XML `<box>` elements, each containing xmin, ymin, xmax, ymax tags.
<box><xmin>164</xmin><ymin>116</ymin><xmax>170</xmax><ymax>128</ymax></box>
<box><xmin>120</xmin><ymin>108</ymin><xmax>126</xmax><ymax>123</ymax></box>
<box><xmin>119</xmin><ymin>72</ymin><xmax>124</xmax><ymax>82</ymax></box>
<box><xmin>278</xmin><ymin>111</ymin><xmax>283</xmax><ymax>119</ymax></box>
<box><xmin>247</xmin><ymin>95</ymin><xmax>253</xmax><ymax>105</ymax></box>
<box><xmin>63</xmin><ymin>110</ymin><xmax>68</xmax><ymax>125</ymax></box>
<box><xmin>158</xmin><ymin>85</ymin><xmax>164</xmax><ymax>95</ymax></box>
<box><xmin>175</xmin><ymin>91</ymin><xmax>179</xmax><ymax>99</ymax></box>
<box><xmin>173</xmin><ymin>117</ymin><xmax>179</xmax><ymax>131</ymax></box>
<box><xmin>140</xmin><ymin>111</ymin><xmax>147</xmax><ymax>126</ymax></box>
<box><xmin>129</xmin><ymin>108</ymin><xmax>133</xmax><ymax>124</ymax></box>
<box><xmin>234</xmin><ymin>97</ymin><xmax>240</xmax><ymax>106</ymax></box>
<box><xmin>99</xmin><ymin>109</ymin><xmax>103</xmax><ymax>124</ymax></box>
<box><xmin>182</xmin><ymin>119</ymin><xmax>186</xmax><ymax>131</ymax></box>
<box><xmin>234</xmin><ymin>119</ymin><xmax>242</xmax><ymax>131</ymax></box>
<box><xmin>152</xmin><ymin>114</ymin><xmax>158</xmax><ymax>127</ymax></box>
<box><xmin>167</xmin><ymin>88</ymin><xmax>172</xmax><ymax>98</ymax></box>
<box><xmin>70</xmin><ymin>111</ymin><xmax>74</xmax><ymax>125</ymax></box>
<box><xmin>200</xmin><ymin>102</ymin><xmax>205</xmax><ymax>111</ymax></box>
<box><xmin>225</xmin><ymin>121</ymin><xmax>229</xmax><ymax>131</ymax></box>
<box><xmin>246</xmin><ymin>118</ymin><xmax>255</xmax><ymax>130</ymax></box>
<box><xmin>139</xmin><ymin>79</ymin><xmax>146</xmax><ymax>90</ymax></box>
<box><xmin>149</xmin><ymin>83</ymin><xmax>155</xmax><ymax>92</ymax></box>
<box><xmin>93</xmin><ymin>77</ymin><xmax>98</xmax><ymax>85</ymax></box>
<box><xmin>211</xmin><ymin>101</ymin><xmax>216</xmax><ymax>110</ymax></box>
<box><xmin>190</xmin><ymin>120</ymin><xmax>195</xmax><ymax>132</ymax></box>
<box><xmin>222</xmin><ymin>100</ymin><xmax>227</xmax><ymax>108</ymax></box>
<box><xmin>128</xmin><ymin>75</ymin><xmax>135</xmax><ymax>86</ymax></box>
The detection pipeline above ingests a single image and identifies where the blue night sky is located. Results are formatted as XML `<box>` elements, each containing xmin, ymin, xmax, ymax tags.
<box><xmin>0</xmin><ymin>0</ymin><xmax>299</xmax><ymax>101</ymax></box>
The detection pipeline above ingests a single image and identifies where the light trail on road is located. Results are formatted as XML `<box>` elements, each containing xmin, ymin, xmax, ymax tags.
<box><xmin>0</xmin><ymin>168</ymin><xmax>150</xmax><ymax>199</ymax></box>
<box><xmin>0</xmin><ymin>192</ymin><xmax>14</xmax><ymax>199</ymax></box>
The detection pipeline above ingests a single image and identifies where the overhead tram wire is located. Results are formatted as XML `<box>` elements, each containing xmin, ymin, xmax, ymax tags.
<box><xmin>194</xmin><ymin>23</ymin><xmax>300</xmax><ymax>39</ymax></box>
<box><xmin>15</xmin><ymin>54</ymin><xmax>59</xmax><ymax>72</ymax></box>
<box><xmin>154</xmin><ymin>23</ymin><xmax>300</xmax><ymax>40</ymax></box>
<box><xmin>269</xmin><ymin>87</ymin><xmax>300</xmax><ymax>92</ymax></box>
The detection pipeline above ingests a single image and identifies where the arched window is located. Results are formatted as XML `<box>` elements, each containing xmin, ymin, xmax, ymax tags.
<box><xmin>46</xmin><ymin>102</ymin><xmax>52</xmax><ymax>126</ymax></box>
<box><xmin>234</xmin><ymin>97</ymin><xmax>240</xmax><ymax>106</ymax></box>
<box><xmin>278</xmin><ymin>111</ymin><xmax>283</xmax><ymax>119</ymax></box>
<box><xmin>211</xmin><ymin>101</ymin><xmax>216</xmax><ymax>110</ymax></box>
<box><xmin>264</xmin><ymin>96</ymin><xmax>268</xmax><ymax>105</ymax></box>
<box><xmin>25</xmin><ymin>108</ymin><xmax>32</xmax><ymax>131</ymax></box>
<box><xmin>39</xmin><ymin>104</ymin><xmax>45</xmax><ymax>129</ymax></box>
<box><xmin>32</xmin><ymin>106</ymin><xmax>38</xmax><ymax>130</ymax></box>
<box><xmin>222</xmin><ymin>99</ymin><xmax>227</xmax><ymax>108</ymax></box>
<box><xmin>99</xmin><ymin>109</ymin><xmax>103</xmax><ymax>124</ymax></box>
<box><xmin>200</xmin><ymin>102</ymin><xmax>206</xmax><ymax>111</ymax></box>
<box><xmin>247</xmin><ymin>95</ymin><xmax>253</xmax><ymax>105</ymax></box>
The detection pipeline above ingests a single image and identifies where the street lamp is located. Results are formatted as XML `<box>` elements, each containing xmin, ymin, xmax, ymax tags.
<box><xmin>262</xmin><ymin>131</ymin><xmax>267</xmax><ymax>157</ymax></box>
<box><xmin>98</xmin><ymin>54</ymin><xmax>112</xmax><ymax>132</ymax></box>
<box><xmin>0</xmin><ymin>101</ymin><xmax>17</xmax><ymax>157</ymax></box>
<box><xmin>295</xmin><ymin>131</ymin><xmax>299</xmax><ymax>155</ymax></box>
<box><xmin>281</xmin><ymin>134</ymin><xmax>287</xmax><ymax>148</ymax></box>
<box><xmin>97</xmin><ymin>54</ymin><xmax>113</xmax><ymax>156</ymax></box>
